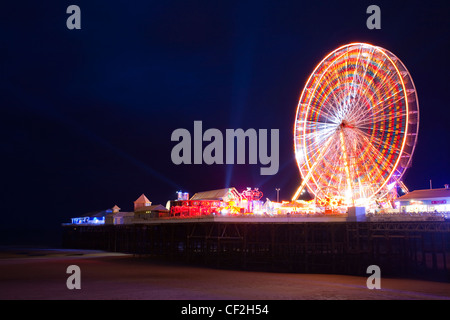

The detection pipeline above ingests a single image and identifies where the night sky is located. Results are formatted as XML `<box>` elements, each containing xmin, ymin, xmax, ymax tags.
<box><xmin>2</xmin><ymin>1</ymin><xmax>449</xmax><ymax>245</ymax></box>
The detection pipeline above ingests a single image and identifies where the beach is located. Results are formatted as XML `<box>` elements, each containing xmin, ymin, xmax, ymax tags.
<box><xmin>0</xmin><ymin>247</ymin><xmax>449</xmax><ymax>300</ymax></box>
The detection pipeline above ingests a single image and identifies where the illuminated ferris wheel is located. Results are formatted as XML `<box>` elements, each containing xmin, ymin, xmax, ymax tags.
<box><xmin>292</xmin><ymin>43</ymin><xmax>419</xmax><ymax>206</ymax></box>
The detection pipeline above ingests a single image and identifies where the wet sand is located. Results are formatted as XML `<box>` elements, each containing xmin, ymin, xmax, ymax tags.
<box><xmin>0</xmin><ymin>247</ymin><xmax>449</xmax><ymax>300</ymax></box>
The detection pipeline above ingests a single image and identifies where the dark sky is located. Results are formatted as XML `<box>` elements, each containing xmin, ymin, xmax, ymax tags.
<box><xmin>2</xmin><ymin>1</ymin><xmax>449</xmax><ymax>245</ymax></box>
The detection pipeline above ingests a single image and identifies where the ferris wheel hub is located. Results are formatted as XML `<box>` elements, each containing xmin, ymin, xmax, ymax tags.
<box><xmin>339</xmin><ymin>120</ymin><xmax>352</xmax><ymax>129</ymax></box>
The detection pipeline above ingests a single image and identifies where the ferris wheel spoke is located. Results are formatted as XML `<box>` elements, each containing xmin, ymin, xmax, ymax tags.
<box><xmin>357</xmin><ymin>114</ymin><xmax>407</xmax><ymax>129</ymax></box>
<box><xmin>293</xmin><ymin>133</ymin><xmax>337</xmax><ymax>200</ymax></box>
<box><xmin>303</xmin><ymin>120</ymin><xmax>339</xmax><ymax>134</ymax></box>
<box><xmin>352</xmin><ymin>76</ymin><xmax>404</xmax><ymax>123</ymax></box>
<box><xmin>349</xmin><ymin>50</ymin><xmax>376</xmax><ymax>107</ymax></box>
<box><xmin>368</xmin><ymin>96</ymin><xmax>406</xmax><ymax>122</ymax></box>
<box><xmin>353</xmin><ymin>127</ymin><xmax>404</xmax><ymax>157</ymax></box>
<box><xmin>369</xmin><ymin>67</ymin><xmax>399</xmax><ymax>97</ymax></box>
<box><xmin>355</xmin><ymin>115</ymin><xmax>406</xmax><ymax>130</ymax></box>
<box><xmin>303</xmin><ymin>131</ymin><xmax>336</xmax><ymax>151</ymax></box>
<box><xmin>315</xmin><ymin>146</ymin><xmax>347</xmax><ymax>196</ymax></box>
<box><xmin>352</xmin><ymin>57</ymin><xmax>390</xmax><ymax>114</ymax></box>
<box><xmin>315</xmin><ymin>54</ymin><xmax>356</xmax><ymax>119</ymax></box>
<box><xmin>301</xmin><ymin>120</ymin><xmax>340</xmax><ymax>130</ymax></box>
<box><xmin>312</xmin><ymin>160</ymin><xmax>339</xmax><ymax>194</ymax></box>
<box><xmin>337</xmin><ymin>46</ymin><xmax>367</xmax><ymax>97</ymax></box>
<box><xmin>361</xmin><ymin>136</ymin><xmax>397</xmax><ymax>173</ymax></box>
<box><xmin>358</xmin><ymin>154</ymin><xmax>388</xmax><ymax>185</ymax></box>
<box><xmin>328</xmin><ymin>51</ymin><xmax>349</xmax><ymax>89</ymax></box>
<box><xmin>357</xmin><ymin>153</ymin><xmax>379</xmax><ymax>197</ymax></box>
<box><xmin>339</xmin><ymin>46</ymin><xmax>353</xmax><ymax>103</ymax></box>
<box><xmin>357</xmin><ymin>127</ymin><xmax>406</xmax><ymax>137</ymax></box>
<box><xmin>349</xmin><ymin>75</ymin><xmax>398</xmax><ymax>123</ymax></box>
<box><xmin>365</xmin><ymin>91</ymin><xmax>406</xmax><ymax>121</ymax></box>
<box><xmin>309</xmin><ymin>132</ymin><xmax>342</xmax><ymax>164</ymax></box>
<box><xmin>371</xmin><ymin>85</ymin><xmax>405</xmax><ymax>108</ymax></box>
<box><xmin>309</xmin><ymin>89</ymin><xmax>343</xmax><ymax>122</ymax></box>
<box><xmin>350</xmin><ymin>46</ymin><xmax>364</xmax><ymax>89</ymax></box>
<box><xmin>352</xmin><ymin>150</ymin><xmax>380</xmax><ymax>186</ymax></box>
<box><xmin>350</xmin><ymin>136</ymin><xmax>401</xmax><ymax>184</ymax></box>
<box><xmin>354</xmin><ymin>57</ymin><xmax>401</xmax><ymax>117</ymax></box>
<box><xmin>304</xmin><ymin>136</ymin><xmax>337</xmax><ymax>165</ymax></box>
<box><xmin>306</xmin><ymin>98</ymin><xmax>341</xmax><ymax>122</ymax></box>
<box><xmin>355</xmin><ymin>104</ymin><xmax>407</xmax><ymax>128</ymax></box>
<box><xmin>346</xmin><ymin>100</ymin><xmax>372</xmax><ymax>125</ymax></box>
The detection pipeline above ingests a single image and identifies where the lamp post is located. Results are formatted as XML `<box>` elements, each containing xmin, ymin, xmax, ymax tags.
<box><xmin>275</xmin><ymin>188</ymin><xmax>280</xmax><ymax>203</ymax></box>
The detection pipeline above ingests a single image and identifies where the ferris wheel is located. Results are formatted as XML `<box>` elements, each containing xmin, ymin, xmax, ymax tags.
<box><xmin>292</xmin><ymin>43</ymin><xmax>419</xmax><ymax>206</ymax></box>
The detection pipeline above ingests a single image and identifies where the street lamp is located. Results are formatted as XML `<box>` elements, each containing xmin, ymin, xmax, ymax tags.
<box><xmin>275</xmin><ymin>188</ymin><xmax>280</xmax><ymax>203</ymax></box>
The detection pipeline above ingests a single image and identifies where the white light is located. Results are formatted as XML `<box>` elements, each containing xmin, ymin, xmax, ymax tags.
<box><xmin>387</xmin><ymin>182</ymin><xmax>396</xmax><ymax>191</ymax></box>
<box><xmin>345</xmin><ymin>189</ymin><xmax>352</xmax><ymax>199</ymax></box>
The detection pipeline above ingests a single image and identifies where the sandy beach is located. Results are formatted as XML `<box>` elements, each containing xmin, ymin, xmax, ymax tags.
<box><xmin>0</xmin><ymin>247</ymin><xmax>449</xmax><ymax>300</ymax></box>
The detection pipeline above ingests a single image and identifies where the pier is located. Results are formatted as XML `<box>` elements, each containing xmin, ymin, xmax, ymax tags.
<box><xmin>62</xmin><ymin>218</ymin><xmax>450</xmax><ymax>281</ymax></box>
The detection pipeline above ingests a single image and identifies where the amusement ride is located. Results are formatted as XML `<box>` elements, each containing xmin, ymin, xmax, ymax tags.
<box><xmin>291</xmin><ymin>43</ymin><xmax>419</xmax><ymax>212</ymax></box>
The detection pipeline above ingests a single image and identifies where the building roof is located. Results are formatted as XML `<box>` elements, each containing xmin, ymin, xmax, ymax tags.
<box><xmin>134</xmin><ymin>194</ymin><xmax>151</xmax><ymax>204</ymax></box>
<box><xmin>135</xmin><ymin>204</ymin><xmax>169</xmax><ymax>212</ymax></box>
<box><xmin>397</xmin><ymin>188</ymin><xmax>450</xmax><ymax>201</ymax></box>
<box><xmin>106</xmin><ymin>211</ymin><xmax>134</xmax><ymax>218</ymax></box>
<box><xmin>190</xmin><ymin>187</ymin><xmax>240</xmax><ymax>201</ymax></box>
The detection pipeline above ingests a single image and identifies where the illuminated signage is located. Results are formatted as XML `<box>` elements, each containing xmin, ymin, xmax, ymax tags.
<box><xmin>431</xmin><ymin>200</ymin><xmax>447</xmax><ymax>205</ymax></box>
